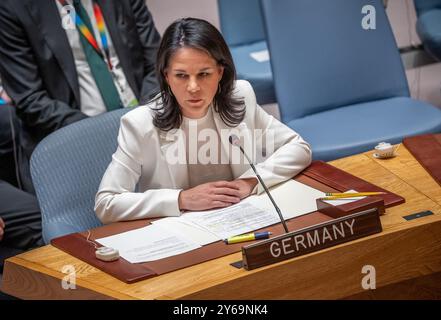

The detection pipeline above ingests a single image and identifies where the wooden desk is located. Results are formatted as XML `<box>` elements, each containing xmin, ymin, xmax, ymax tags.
<box><xmin>2</xmin><ymin>145</ymin><xmax>441</xmax><ymax>299</ymax></box>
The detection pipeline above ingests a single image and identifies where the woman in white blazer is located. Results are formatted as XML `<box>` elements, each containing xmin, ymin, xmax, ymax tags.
<box><xmin>95</xmin><ymin>18</ymin><xmax>312</xmax><ymax>224</ymax></box>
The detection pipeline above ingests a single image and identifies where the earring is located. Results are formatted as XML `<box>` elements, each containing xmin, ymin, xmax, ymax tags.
<box><xmin>217</xmin><ymin>83</ymin><xmax>221</xmax><ymax>95</ymax></box>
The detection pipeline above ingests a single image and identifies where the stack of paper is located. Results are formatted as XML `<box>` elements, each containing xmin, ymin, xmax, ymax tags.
<box><xmin>97</xmin><ymin>179</ymin><xmax>333</xmax><ymax>263</ymax></box>
<box><xmin>97</xmin><ymin>224</ymin><xmax>201</xmax><ymax>263</ymax></box>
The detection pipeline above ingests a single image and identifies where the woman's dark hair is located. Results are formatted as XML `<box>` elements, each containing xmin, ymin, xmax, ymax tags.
<box><xmin>152</xmin><ymin>18</ymin><xmax>245</xmax><ymax>131</ymax></box>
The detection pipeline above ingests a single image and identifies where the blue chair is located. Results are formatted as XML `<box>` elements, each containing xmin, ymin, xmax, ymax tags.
<box><xmin>217</xmin><ymin>0</ymin><xmax>276</xmax><ymax>105</ymax></box>
<box><xmin>30</xmin><ymin>108</ymin><xmax>130</xmax><ymax>243</ymax></box>
<box><xmin>261</xmin><ymin>0</ymin><xmax>441</xmax><ymax>161</ymax></box>
<box><xmin>414</xmin><ymin>0</ymin><xmax>441</xmax><ymax>61</ymax></box>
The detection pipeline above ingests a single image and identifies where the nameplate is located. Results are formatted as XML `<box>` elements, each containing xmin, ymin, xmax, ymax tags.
<box><xmin>242</xmin><ymin>207</ymin><xmax>382</xmax><ymax>270</ymax></box>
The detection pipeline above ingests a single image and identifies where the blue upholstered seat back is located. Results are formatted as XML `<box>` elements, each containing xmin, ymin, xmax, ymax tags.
<box><xmin>30</xmin><ymin>108</ymin><xmax>130</xmax><ymax>243</ymax></box>
<box><xmin>218</xmin><ymin>0</ymin><xmax>266</xmax><ymax>46</ymax></box>
<box><xmin>414</xmin><ymin>0</ymin><xmax>441</xmax><ymax>61</ymax></box>
<box><xmin>218</xmin><ymin>0</ymin><xmax>276</xmax><ymax>105</ymax></box>
<box><xmin>413</xmin><ymin>0</ymin><xmax>441</xmax><ymax>15</ymax></box>
<box><xmin>261</xmin><ymin>0</ymin><xmax>410</xmax><ymax>123</ymax></box>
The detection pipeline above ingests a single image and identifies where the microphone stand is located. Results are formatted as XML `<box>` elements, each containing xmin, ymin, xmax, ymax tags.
<box><xmin>234</xmin><ymin>140</ymin><xmax>289</xmax><ymax>233</ymax></box>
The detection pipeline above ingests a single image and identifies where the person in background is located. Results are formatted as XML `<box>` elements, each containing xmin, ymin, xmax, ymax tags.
<box><xmin>0</xmin><ymin>77</ymin><xmax>42</xmax><ymax>270</ymax></box>
<box><xmin>0</xmin><ymin>0</ymin><xmax>161</xmax><ymax>144</ymax></box>
<box><xmin>95</xmin><ymin>18</ymin><xmax>312</xmax><ymax>224</ymax></box>
<box><xmin>0</xmin><ymin>0</ymin><xmax>160</xmax><ymax>266</ymax></box>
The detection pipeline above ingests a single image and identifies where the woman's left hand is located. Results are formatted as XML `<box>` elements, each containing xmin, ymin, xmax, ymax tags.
<box><xmin>230</xmin><ymin>178</ymin><xmax>258</xmax><ymax>199</ymax></box>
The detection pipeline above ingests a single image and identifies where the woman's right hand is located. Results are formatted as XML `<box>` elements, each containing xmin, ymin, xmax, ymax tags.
<box><xmin>178</xmin><ymin>181</ymin><xmax>242</xmax><ymax>211</ymax></box>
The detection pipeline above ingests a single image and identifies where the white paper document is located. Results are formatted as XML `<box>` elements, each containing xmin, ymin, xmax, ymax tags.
<box><xmin>176</xmin><ymin>180</ymin><xmax>329</xmax><ymax>240</ymax></box>
<box><xmin>96</xmin><ymin>180</ymin><xmax>334</xmax><ymax>263</ymax></box>
<box><xmin>244</xmin><ymin>179</ymin><xmax>326</xmax><ymax>220</ymax></box>
<box><xmin>250</xmin><ymin>49</ymin><xmax>270</xmax><ymax>62</ymax></box>
<box><xmin>96</xmin><ymin>224</ymin><xmax>201</xmax><ymax>263</ymax></box>
<box><xmin>151</xmin><ymin>217</ymin><xmax>219</xmax><ymax>246</ymax></box>
<box><xmin>181</xmin><ymin>202</ymin><xmax>279</xmax><ymax>240</ymax></box>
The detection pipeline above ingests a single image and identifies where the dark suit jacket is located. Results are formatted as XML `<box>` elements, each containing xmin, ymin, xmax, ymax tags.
<box><xmin>0</xmin><ymin>0</ymin><xmax>160</xmax><ymax>142</ymax></box>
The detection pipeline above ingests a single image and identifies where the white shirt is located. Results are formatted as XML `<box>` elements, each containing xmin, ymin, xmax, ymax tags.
<box><xmin>182</xmin><ymin>107</ymin><xmax>234</xmax><ymax>188</ymax></box>
<box><xmin>56</xmin><ymin>0</ymin><xmax>137</xmax><ymax>116</ymax></box>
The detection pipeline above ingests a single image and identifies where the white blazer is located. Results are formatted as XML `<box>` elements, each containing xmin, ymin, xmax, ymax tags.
<box><xmin>95</xmin><ymin>80</ymin><xmax>312</xmax><ymax>224</ymax></box>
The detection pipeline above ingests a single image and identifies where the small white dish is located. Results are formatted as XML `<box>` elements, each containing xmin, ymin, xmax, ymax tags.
<box><xmin>373</xmin><ymin>142</ymin><xmax>400</xmax><ymax>159</ymax></box>
<box><xmin>373</xmin><ymin>152</ymin><xmax>396</xmax><ymax>159</ymax></box>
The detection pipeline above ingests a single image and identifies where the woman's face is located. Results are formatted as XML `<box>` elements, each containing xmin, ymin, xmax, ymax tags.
<box><xmin>165</xmin><ymin>47</ymin><xmax>224</xmax><ymax>119</ymax></box>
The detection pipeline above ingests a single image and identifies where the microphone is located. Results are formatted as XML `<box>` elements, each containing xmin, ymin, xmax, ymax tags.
<box><xmin>229</xmin><ymin>134</ymin><xmax>289</xmax><ymax>233</ymax></box>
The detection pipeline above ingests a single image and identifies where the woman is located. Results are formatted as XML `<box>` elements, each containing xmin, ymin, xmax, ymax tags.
<box><xmin>94</xmin><ymin>18</ymin><xmax>312</xmax><ymax>224</ymax></box>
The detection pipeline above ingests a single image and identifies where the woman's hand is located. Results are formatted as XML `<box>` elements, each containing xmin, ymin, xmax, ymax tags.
<box><xmin>0</xmin><ymin>217</ymin><xmax>5</xmax><ymax>242</ymax></box>
<box><xmin>178</xmin><ymin>178</ymin><xmax>258</xmax><ymax>212</ymax></box>
<box><xmin>178</xmin><ymin>181</ymin><xmax>242</xmax><ymax>211</ymax></box>
<box><xmin>229</xmin><ymin>178</ymin><xmax>258</xmax><ymax>199</ymax></box>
